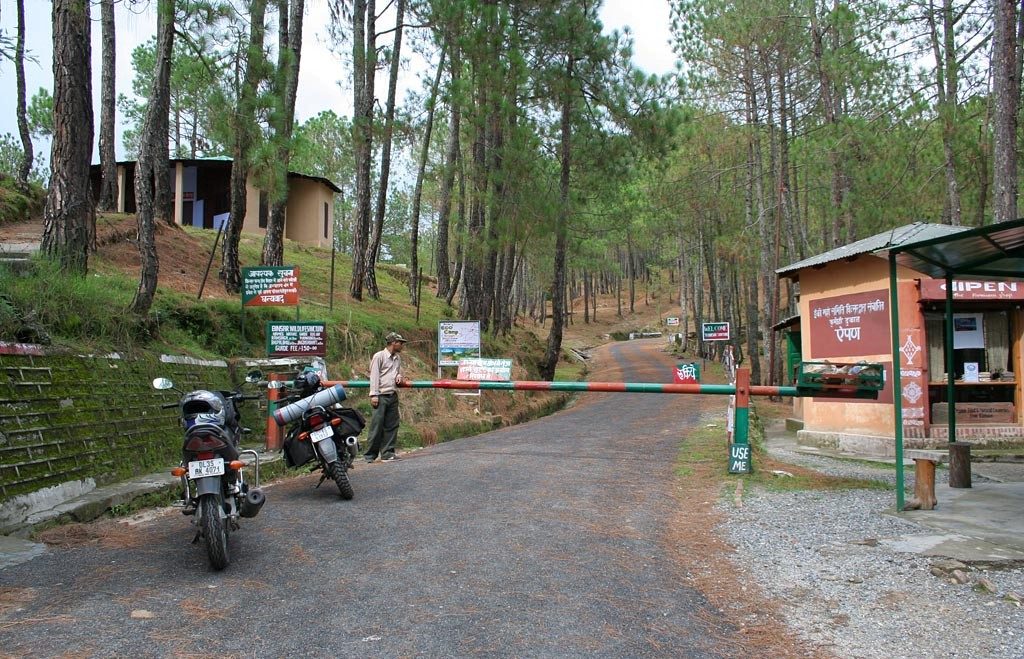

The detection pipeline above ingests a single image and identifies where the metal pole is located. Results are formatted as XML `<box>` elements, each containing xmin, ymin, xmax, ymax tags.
<box><xmin>329</xmin><ymin>241</ymin><xmax>336</xmax><ymax>311</ymax></box>
<box><xmin>197</xmin><ymin>218</ymin><xmax>225</xmax><ymax>300</ymax></box>
<box><xmin>889</xmin><ymin>252</ymin><xmax>906</xmax><ymax>511</ymax></box>
<box><xmin>317</xmin><ymin>378</ymin><xmax>801</xmax><ymax>397</ymax></box>
<box><xmin>265</xmin><ymin>372</ymin><xmax>283</xmax><ymax>450</ymax></box>
<box><xmin>945</xmin><ymin>272</ymin><xmax>956</xmax><ymax>444</ymax></box>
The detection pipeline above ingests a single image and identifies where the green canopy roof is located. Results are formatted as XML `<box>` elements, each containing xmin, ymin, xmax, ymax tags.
<box><xmin>881</xmin><ymin>218</ymin><xmax>1024</xmax><ymax>280</ymax></box>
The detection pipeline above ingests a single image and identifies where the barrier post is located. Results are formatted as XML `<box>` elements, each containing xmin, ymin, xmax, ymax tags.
<box><xmin>265</xmin><ymin>372</ymin><xmax>284</xmax><ymax>450</ymax></box>
<box><xmin>728</xmin><ymin>367</ymin><xmax>752</xmax><ymax>473</ymax></box>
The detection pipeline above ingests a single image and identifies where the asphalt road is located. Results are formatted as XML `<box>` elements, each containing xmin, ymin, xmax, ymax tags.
<box><xmin>1</xmin><ymin>339</ymin><xmax>736</xmax><ymax>657</ymax></box>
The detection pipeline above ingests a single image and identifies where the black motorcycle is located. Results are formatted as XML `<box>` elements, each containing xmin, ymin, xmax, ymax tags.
<box><xmin>271</xmin><ymin>371</ymin><xmax>366</xmax><ymax>499</ymax></box>
<box><xmin>154</xmin><ymin>371</ymin><xmax>266</xmax><ymax>570</ymax></box>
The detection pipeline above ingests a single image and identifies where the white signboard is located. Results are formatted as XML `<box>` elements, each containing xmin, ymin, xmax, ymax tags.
<box><xmin>952</xmin><ymin>313</ymin><xmax>985</xmax><ymax>349</ymax></box>
<box><xmin>457</xmin><ymin>358</ymin><xmax>513</xmax><ymax>381</ymax></box>
<box><xmin>438</xmin><ymin>321</ymin><xmax>482</xmax><ymax>366</ymax></box>
<box><xmin>665</xmin><ymin>317</ymin><xmax>680</xmax><ymax>326</ymax></box>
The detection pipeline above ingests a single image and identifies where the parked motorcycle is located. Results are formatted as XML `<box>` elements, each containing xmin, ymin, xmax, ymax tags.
<box><xmin>153</xmin><ymin>371</ymin><xmax>266</xmax><ymax>570</ymax></box>
<box><xmin>271</xmin><ymin>370</ymin><xmax>366</xmax><ymax>499</ymax></box>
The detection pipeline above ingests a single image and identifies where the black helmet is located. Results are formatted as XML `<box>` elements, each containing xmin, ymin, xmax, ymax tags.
<box><xmin>296</xmin><ymin>370</ymin><xmax>321</xmax><ymax>392</ymax></box>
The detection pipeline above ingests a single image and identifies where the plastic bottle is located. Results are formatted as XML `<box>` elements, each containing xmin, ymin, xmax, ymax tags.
<box><xmin>272</xmin><ymin>384</ymin><xmax>347</xmax><ymax>425</ymax></box>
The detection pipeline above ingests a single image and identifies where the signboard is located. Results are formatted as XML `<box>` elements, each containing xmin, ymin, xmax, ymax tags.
<box><xmin>266</xmin><ymin>322</ymin><xmax>326</xmax><ymax>357</ymax></box>
<box><xmin>808</xmin><ymin>289</ymin><xmax>889</xmax><ymax>358</ymax></box>
<box><xmin>665</xmin><ymin>317</ymin><xmax>680</xmax><ymax>326</ymax></box>
<box><xmin>243</xmin><ymin>266</ymin><xmax>300</xmax><ymax>307</ymax></box>
<box><xmin>457</xmin><ymin>358</ymin><xmax>513</xmax><ymax>381</ymax></box>
<box><xmin>728</xmin><ymin>444</ymin><xmax>751</xmax><ymax>474</ymax></box>
<box><xmin>920</xmin><ymin>279</ymin><xmax>1024</xmax><ymax>301</ymax></box>
<box><xmin>952</xmin><ymin>314</ymin><xmax>984</xmax><ymax>349</ymax></box>
<box><xmin>438</xmin><ymin>321</ymin><xmax>481</xmax><ymax>366</ymax></box>
<box><xmin>702</xmin><ymin>322</ymin><xmax>730</xmax><ymax>342</ymax></box>
<box><xmin>674</xmin><ymin>362</ymin><xmax>699</xmax><ymax>384</ymax></box>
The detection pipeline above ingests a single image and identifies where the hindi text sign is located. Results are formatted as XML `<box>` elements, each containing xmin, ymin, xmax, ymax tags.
<box><xmin>457</xmin><ymin>358</ymin><xmax>513</xmax><ymax>381</ymax></box>
<box><xmin>808</xmin><ymin>289</ymin><xmax>889</xmax><ymax>358</ymax></box>
<box><xmin>243</xmin><ymin>266</ymin><xmax>300</xmax><ymax>307</ymax></box>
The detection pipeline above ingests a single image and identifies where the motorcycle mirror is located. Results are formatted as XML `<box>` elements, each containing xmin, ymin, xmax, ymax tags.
<box><xmin>245</xmin><ymin>370</ymin><xmax>263</xmax><ymax>383</ymax></box>
<box><xmin>152</xmin><ymin>377</ymin><xmax>174</xmax><ymax>390</ymax></box>
<box><xmin>266</xmin><ymin>381</ymin><xmax>285</xmax><ymax>390</ymax></box>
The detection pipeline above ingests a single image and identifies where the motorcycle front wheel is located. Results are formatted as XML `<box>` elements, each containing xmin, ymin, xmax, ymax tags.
<box><xmin>328</xmin><ymin>462</ymin><xmax>354</xmax><ymax>500</ymax></box>
<box><xmin>200</xmin><ymin>494</ymin><xmax>230</xmax><ymax>570</ymax></box>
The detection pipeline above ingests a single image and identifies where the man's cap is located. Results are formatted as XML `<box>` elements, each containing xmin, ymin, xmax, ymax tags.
<box><xmin>386</xmin><ymin>332</ymin><xmax>408</xmax><ymax>343</ymax></box>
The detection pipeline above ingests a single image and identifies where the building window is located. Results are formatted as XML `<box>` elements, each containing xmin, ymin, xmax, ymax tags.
<box><xmin>324</xmin><ymin>202</ymin><xmax>329</xmax><ymax>239</ymax></box>
<box><xmin>259</xmin><ymin>191</ymin><xmax>269</xmax><ymax>228</ymax></box>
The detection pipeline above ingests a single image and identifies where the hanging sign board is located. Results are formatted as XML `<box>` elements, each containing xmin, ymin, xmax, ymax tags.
<box><xmin>243</xmin><ymin>266</ymin><xmax>300</xmax><ymax>307</ymax></box>
<box><xmin>266</xmin><ymin>322</ymin><xmax>326</xmax><ymax>357</ymax></box>
<box><xmin>702</xmin><ymin>322</ymin><xmax>730</xmax><ymax>342</ymax></box>
<box><xmin>457</xmin><ymin>358</ymin><xmax>513</xmax><ymax>381</ymax></box>
<box><xmin>438</xmin><ymin>321</ymin><xmax>482</xmax><ymax>366</ymax></box>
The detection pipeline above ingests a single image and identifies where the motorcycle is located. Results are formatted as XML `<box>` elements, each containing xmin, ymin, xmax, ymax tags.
<box><xmin>271</xmin><ymin>370</ymin><xmax>366</xmax><ymax>499</ymax></box>
<box><xmin>153</xmin><ymin>371</ymin><xmax>266</xmax><ymax>570</ymax></box>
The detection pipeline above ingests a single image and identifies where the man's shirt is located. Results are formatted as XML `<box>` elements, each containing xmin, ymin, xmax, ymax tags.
<box><xmin>369</xmin><ymin>348</ymin><xmax>402</xmax><ymax>397</ymax></box>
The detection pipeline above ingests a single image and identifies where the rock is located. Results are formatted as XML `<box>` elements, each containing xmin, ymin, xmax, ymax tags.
<box><xmin>932</xmin><ymin>559</ymin><xmax>968</xmax><ymax>572</ymax></box>
<box><xmin>951</xmin><ymin>570</ymin><xmax>971</xmax><ymax>585</ymax></box>
<box><xmin>930</xmin><ymin>567</ymin><xmax>946</xmax><ymax>578</ymax></box>
<box><xmin>771</xmin><ymin>470</ymin><xmax>794</xmax><ymax>477</ymax></box>
<box><xmin>130</xmin><ymin>609</ymin><xmax>154</xmax><ymax>619</ymax></box>
<box><xmin>851</xmin><ymin>538</ymin><xmax>879</xmax><ymax>547</ymax></box>
<box><xmin>974</xmin><ymin>578</ymin><xmax>997</xmax><ymax>594</ymax></box>
<box><xmin>847</xmin><ymin>576</ymin><xmax>864</xmax><ymax>584</ymax></box>
<box><xmin>1005</xmin><ymin>592</ymin><xmax>1022</xmax><ymax>605</ymax></box>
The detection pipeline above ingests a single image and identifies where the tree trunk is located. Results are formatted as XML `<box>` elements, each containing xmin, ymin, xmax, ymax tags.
<box><xmin>409</xmin><ymin>44</ymin><xmax>446</xmax><ymax>305</ymax></box>
<box><xmin>349</xmin><ymin>0</ymin><xmax>375</xmax><ymax>300</ymax></box>
<box><xmin>221</xmin><ymin>0</ymin><xmax>268</xmax><ymax>294</ymax></box>
<box><xmin>41</xmin><ymin>0</ymin><xmax>94</xmax><ymax>275</ymax></box>
<box><xmin>262</xmin><ymin>0</ymin><xmax>305</xmax><ymax>267</ymax></box>
<box><xmin>97</xmin><ymin>0</ymin><xmax>118</xmax><ymax>212</ymax></box>
<box><xmin>129</xmin><ymin>0</ymin><xmax>175</xmax><ymax>315</ymax></box>
<box><xmin>365</xmin><ymin>0</ymin><xmax>405</xmax><ymax>299</ymax></box>
<box><xmin>15</xmin><ymin>0</ymin><xmax>33</xmax><ymax>188</ymax></box>
<box><xmin>540</xmin><ymin>55</ymin><xmax>573</xmax><ymax>382</ymax></box>
<box><xmin>435</xmin><ymin>44</ymin><xmax>461</xmax><ymax>299</ymax></box>
<box><xmin>993</xmin><ymin>0</ymin><xmax>1020</xmax><ymax>224</ymax></box>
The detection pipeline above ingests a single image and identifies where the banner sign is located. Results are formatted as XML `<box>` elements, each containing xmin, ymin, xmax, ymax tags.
<box><xmin>438</xmin><ymin>321</ymin><xmax>481</xmax><ymax>366</ymax></box>
<box><xmin>266</xmin><ymin>322</ymin><xmax>326</xmax><ymax>357</ymax></box>
<box><xmin>919</xmin><ymin>279</ymin><xmax>1024</xmax><ymax>301</ymax></box>
<box><xmin>243</xmin><ymin>266</ymin><xmax>300</xmax><ymax>307</ymax></box>
<box><xmin>457</xmin><ymin>358</ymin><xmax>513</xmax><ymax>381</ymax></box>
<box><xmin>702</xmin><ymin>322</ymin><xmax>730</xmax><ymax>342</ymax></box>
<box><xmin>808</xmin><ymin>289</ymin><xmax>890</xmax><ymax>358</ymax></box>
<box><xmin>665</xmin><ymin>317</ymin><xmax>680</xmax><ymax>326</ymax></box>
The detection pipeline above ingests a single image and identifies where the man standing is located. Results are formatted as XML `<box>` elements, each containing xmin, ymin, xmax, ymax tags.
<box><xmin>364</xmin><ymin>332</ymin><xmax>407</xmax><ymax>462</ymax></box>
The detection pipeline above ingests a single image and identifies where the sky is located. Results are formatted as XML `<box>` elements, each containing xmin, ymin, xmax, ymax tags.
<box><xmin>0</xmin><ymin>0</ymin><xmax>677</xmax><ymax>163</ymax></box>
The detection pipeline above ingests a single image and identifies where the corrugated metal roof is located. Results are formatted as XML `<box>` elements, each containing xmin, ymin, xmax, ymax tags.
<box><xmin>883</xmin><ymin>218</ymin><xmax>1024</xmax><ymax>280</ymax></box>
<box><xmin>776</xmin><ymin>222</ymin><xmax>970</xmax><ymax>277</ymax></box>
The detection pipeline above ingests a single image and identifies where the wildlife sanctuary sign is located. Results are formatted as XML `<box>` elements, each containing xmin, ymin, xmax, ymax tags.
<box><xmin>266</xmin><ymin>322</ymin><xmax>327</xmax><ymax>357</ymax></box>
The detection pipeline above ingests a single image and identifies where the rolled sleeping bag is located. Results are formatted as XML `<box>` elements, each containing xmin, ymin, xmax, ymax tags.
<box><xmin>273</xmin><ymin>384</ymin><xmax>346</xmax><ymax>426</ymax></box>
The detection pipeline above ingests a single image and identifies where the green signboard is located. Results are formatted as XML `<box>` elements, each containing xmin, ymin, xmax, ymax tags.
<box><xmin>266</xmin><ymin>322</ymin><xmax>326</xmax><ymax>357</ymax></box>
<box><xmin>728</xmin><ymin>443</ymin><xmax>751</xmax><ymax>474</ymax></box>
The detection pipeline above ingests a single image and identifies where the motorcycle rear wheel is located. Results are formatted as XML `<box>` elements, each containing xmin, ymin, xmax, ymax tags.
<box><xmin>200</xmin><ymin>495</ymin><xmax>230</xmax><ymax>570</ymax></box>
<box><xmin>328</xmin><ymin>462</ymin><xmax>354</xmax><ymax>500</ymax></box>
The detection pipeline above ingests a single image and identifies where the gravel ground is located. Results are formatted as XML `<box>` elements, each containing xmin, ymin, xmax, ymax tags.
<box><xmin>717</xmin><ymin>437</ymin><xmax>1024</xmax><ymax>658</ymax></box>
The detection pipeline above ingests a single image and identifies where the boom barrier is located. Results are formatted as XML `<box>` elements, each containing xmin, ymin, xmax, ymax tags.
<box><xmin>315</xmin><ymin>379</ymin><xmax>799</xmax><ymax>397</ymax></box>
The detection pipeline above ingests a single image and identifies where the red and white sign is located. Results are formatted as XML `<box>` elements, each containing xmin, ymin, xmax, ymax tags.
<box><xmin>674</xmin><ymin>363</ymin><xmax>699</xmax><ymax>384</ymax></box>
<box><xmin>919</xmin><ymin>279</ymin><xmax>1024</xmax><ymax>301</ymax></box>
<box><xmin>808</xmin><ymin>289</ymin><xmax>890</xmax><ymax>358</ymax></box>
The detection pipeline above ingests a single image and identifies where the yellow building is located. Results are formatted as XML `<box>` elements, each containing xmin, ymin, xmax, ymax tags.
<box><xmin>90</xmin><ymin>158</ymin><xmax>339</xmax><ymax>249</ymax></box>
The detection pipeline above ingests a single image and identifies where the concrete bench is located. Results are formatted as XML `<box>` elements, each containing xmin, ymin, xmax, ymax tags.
<box><xmin>903</xmin><ymin>444</ymin><xmax>972</xmax><ymax>511</ymax></box>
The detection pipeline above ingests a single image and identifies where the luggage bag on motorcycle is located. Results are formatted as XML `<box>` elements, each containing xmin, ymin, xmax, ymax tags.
<box><xmin>283</xmin><ymin>435</ymin><xmax>316</xmax><ymax>468</ymax></box>
<box><xmin>334</xmin><ymin>407</ymin><xmax>366</xmax><ymax>437</ymax></box>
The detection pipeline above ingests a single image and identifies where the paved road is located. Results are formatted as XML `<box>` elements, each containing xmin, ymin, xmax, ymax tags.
<box><xmin>1</xmin><ymin>340</ymin><xmax>736</xmax><ymax>657</ymax></box>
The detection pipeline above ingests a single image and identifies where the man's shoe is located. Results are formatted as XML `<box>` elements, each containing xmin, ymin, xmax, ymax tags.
<box><xmin>364</xmin><ymin>454</ymin><xmax>378</xmax><ymax>463</ymax></box>
<box><xmin>381</xmin><ymin>453</ymin><xmax>399</xmax><ymax>461</ymax></box>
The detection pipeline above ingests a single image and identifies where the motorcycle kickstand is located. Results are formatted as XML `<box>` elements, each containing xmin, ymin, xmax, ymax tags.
<box><xmin>314</xmin><ymin>471</ymin><xmax>328</xmax><ymax>489</ymax></box>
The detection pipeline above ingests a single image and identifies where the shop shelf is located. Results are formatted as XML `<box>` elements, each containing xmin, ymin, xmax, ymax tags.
<box><xmin>795</xmin><ymin>361</ymin><xmax>884</xmax><ymax>398</ymax></box>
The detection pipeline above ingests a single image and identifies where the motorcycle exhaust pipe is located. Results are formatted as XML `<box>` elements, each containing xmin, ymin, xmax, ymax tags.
<box><xmin>239</xmin><ymin>488</ymin><xmax>266</xmax><ymax>518</ymax></box>
<box><xmin>344</xmin><ymin>436</ymin><xmax>358</xmax><ymax>448</ymax></box>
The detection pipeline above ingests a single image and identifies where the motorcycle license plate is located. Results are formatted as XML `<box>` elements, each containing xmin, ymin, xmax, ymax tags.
<box><xmin>310</xmin><ymin>426</ymin><xmax>334</xmax><ymax>443</ymax></box>
<box><xmin>188</xmin><ymin>457</ymin><xmax>225</xmax><ymax>479</ymax></box>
